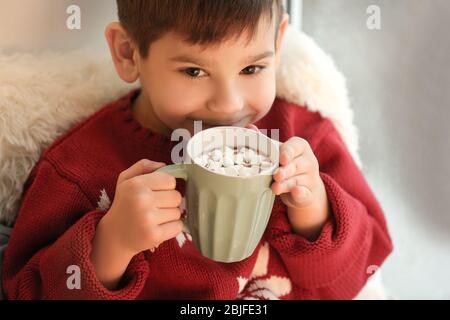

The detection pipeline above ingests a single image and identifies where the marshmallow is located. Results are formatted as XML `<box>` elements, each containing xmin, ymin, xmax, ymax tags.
<box><xmin>224</xmin><ymin>146</ymin><xmax>234</xmax><ymax>156</ymax></box>
<box><xmin>197</xmin><ymin>146</ymin><xmax>273</xmax><ymax>177</ymax></box>
<box><xmin>224</xmin><ymin>165</ymin><xmax>239</xmax><ymax>176</ymax></box>
<box><xmin>194</xmin><ymin>154</ymin><xmax>208</xmax><ymax>167</ymax></box>
<box><xmin>234</xmin><ymin>153</ymin><xmax>244</xmax><ymax>165</ymax></box>
<box><xmin>206</xmin><ymin>159</ymin><xmax>221</xmax><ymax>171</ymax></box>
<box><xmin>250</xmin><ymin>165</ymin><xmax>260</xmax><ymax>175</ymax></box>
<box><xmin>222</xmin><ymin>156</ymin><xmax>234</xmax><ymax>167</ymax></box>
<box><xmin>243</xmin><ymin>149</ymin><xmax>255</xmax><ymax>162</ymax></box>
<box><xmin>250</xmin><ymin>155</ymin><xmax>261</xmax><ymax>165</ymax></box>
<box><xmin>238</xmin><ymin>166</ymin><xmax>252</xmax><ymax>177</ymax></box>
<box><xmin>211</xmin><ymin>149</ymin><xmax>222</xmax><ymax>161</ymax></box>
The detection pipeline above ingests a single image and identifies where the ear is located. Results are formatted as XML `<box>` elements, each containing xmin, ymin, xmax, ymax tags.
<box><xmin>275</xmin><ymin>13</ymin><xmax>290</xmax><ymax>68</ymax></box>
<box><xmin>104</xmin><ymin>22</ymin><xmax>140</xmax><ymax>83</ymax></box>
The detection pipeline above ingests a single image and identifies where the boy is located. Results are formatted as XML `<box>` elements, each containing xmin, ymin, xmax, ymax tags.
<box><xmin>2</xmin><ymin>0</ymin><xmax>392</xmax><ymax>299</ymax></box>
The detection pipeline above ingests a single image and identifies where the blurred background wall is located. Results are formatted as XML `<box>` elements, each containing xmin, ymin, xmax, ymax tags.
<box><xmin>302</xmin><ymin>0</ymin><xmax>450</xmax><ymax>299</ymax></box>
<box><xmin>0</xmin><ymin>0</ymin><xmax>449</xmax><ymax>299</ymax></box>
<box><xmin>0</xmin><ymin>0</ymin><xmax>115</xmax><ymax>53</ymax></box>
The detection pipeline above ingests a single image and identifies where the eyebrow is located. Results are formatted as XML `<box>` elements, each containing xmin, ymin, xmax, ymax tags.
<box><xmin>170</xmin><ymin>51</ymin><xmax>274</xmax><ymax>66</ymax></box>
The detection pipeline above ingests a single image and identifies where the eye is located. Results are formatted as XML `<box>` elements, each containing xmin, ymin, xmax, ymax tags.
<box><xmin>183</xmin><ymin>68</ymin><xmax>207</xmax><ymax>79</ymax></box>
<box><xmin>241</xmin><ymin>65</ymin><xmax>265</xmax><ymax>75</ymax></box>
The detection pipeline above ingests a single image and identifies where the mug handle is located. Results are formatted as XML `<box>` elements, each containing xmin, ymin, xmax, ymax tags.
<box><xmin>156</xmin><ymin>164</ymin><xmax>191</xmax><ymax>234</ymax></box>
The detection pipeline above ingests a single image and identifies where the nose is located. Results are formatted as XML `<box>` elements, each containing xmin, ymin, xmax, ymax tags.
<box><xmin>207</xmin><ymin>81</ymin><xmax>244</xmax><ymax>115</ymax></box>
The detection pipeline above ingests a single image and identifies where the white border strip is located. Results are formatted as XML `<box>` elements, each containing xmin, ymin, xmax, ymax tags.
<box><xmin>284</xmin><ymin>0</ymin><xmax>303</xmax><ymax>30</ymax></box>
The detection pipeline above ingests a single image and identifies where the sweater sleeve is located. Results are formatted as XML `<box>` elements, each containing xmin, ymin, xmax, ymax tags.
<box><xmin>2</xmin><ymin>159</ymin><xmax>149</xmax><ymax>300</ymax></box>
<box><xmin>265</xmin><ymin>121</ymin><xmax>393</xmax><ymax>299</ymax></box>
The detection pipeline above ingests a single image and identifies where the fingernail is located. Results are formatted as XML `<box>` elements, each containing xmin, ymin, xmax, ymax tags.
<box><xmin>286</xmin><ymin>180</ymin><xmax>296</xmax><ymax>189</ymax></box>
<box><xmin>297</xmin><ymin>186</ymin><xmax>309</xmax><ymax>198</ymax></box>
<box><xmin>275</xmin><ymin>168</ymin><xmax>283</xmax><ymax>179</ymax></box>
<box><xmin>285</xmin><ymin>146</ymin><xmax>293</xmax><ymax>160</ymax></box>
<box><xmin>271</xmin><ymin>184</ymin><xmax>278</xmax><ymax>195</ymax></box>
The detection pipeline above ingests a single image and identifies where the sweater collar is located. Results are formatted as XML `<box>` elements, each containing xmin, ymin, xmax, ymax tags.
<box><xmin>117</xmin><ymin>88</ymin><xmax>175</xmax><ymax>149</ymax></box>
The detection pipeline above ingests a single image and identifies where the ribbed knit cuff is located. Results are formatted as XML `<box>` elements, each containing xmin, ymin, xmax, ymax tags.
<box><xmin>265</xmin><ymin>172</ymin><xmax>370</xmax><ymax>289</ymax></box>
<box><xmin>41</xmin><ymin>210</ymin><xmax>149</xmax><ymax>299</ymax></box>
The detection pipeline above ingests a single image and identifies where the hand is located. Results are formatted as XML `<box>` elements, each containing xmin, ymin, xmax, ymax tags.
<box><xmin>271</xmin><ymin>136</ymin><xmax>331</xmax><ymax>241</ymax></box>
<box><xmin>246</xmin><ymin>124</ymin><xmax>330</xmax><ymax>241</ymax></box>
<box><xmin>91</xmin><ymin>159</ymin><xmax>183</xmax><ymax>289</ymax></box>
<box><xmin>271</xmin><ymin>137</ymin><xmax>321</xmax><ymax>206</ymax></box>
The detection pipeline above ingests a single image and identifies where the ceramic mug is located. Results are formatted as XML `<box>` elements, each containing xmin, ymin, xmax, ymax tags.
<box><xmin>156</xmin><ymin>126</ymin><xmax>279</xmax><ymax>262</ymax></box>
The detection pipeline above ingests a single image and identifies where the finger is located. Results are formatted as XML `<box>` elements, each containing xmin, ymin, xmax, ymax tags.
<box><xmin>273</xmin><ymin>155</ymin><xmax>310</xmax><ymax>182</ymax></box>
<box><xmin>152</xmin><ymin>190</ymin><xmax>183</xmax><ymax>208</ymax></box>
<box><xmin>288</xmin><ymin>186</ymin><xmax>313</xmax><ymax>206</ymax></box>
<box><xmin>118</xmin><ymin>159</ymin><xmax>166</xmax><ymax>184</ymax></box>
<box><xmin>152</xmin><ymin>207</ymin><xmax>182</xmax><ymax>225</ymax></box>
<box><xmin>279</xmin><ymin>186</ymin><xmax>313</xmax><ymax>208</ymax></box>
<box><xmin>136</xmin><ymin>171</ymin><xmax>177</xmax><ymax>191</ymax></box>
<box><xmin>279</xmin><ymin>137</ymin><xmax>309</xmax><ymax>166</ymax></box>
<box><xmin>245</xmin><ymin>123</ymin><xmax>259</xmax><ymax>132</ymax></box>
<box><xmin>155</xmin><ymin>220</ymin><xmax>184</xmax><ymax>244</ymax></box>
<box><xmin>271</xmin><ymin>174</ymin><xmax>309</xmax><ymax>195</ymax></box>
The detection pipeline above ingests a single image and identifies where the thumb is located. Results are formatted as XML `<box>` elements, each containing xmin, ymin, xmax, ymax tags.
<box><xmin>118</xmin><ymin>159</ymin><xmax>166</xmax><ymax>184</ymax></box>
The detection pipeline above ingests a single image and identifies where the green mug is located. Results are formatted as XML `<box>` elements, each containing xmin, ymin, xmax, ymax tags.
<box><xmin>157</xmin><ymin>126</ymin><xmax>280</xmax><ymax>262</ymax></box>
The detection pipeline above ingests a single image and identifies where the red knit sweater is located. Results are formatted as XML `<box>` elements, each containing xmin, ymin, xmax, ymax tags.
<box><xmin>2</xmin><ymin>89</ymin><xmax>393</xmax><ymax>300</ymax></box>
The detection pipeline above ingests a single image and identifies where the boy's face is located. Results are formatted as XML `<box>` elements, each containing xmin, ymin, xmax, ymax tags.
<box><xmin>107</xmin><ymin>13</ymin><xmax>289</xmax><ymax>136</ymax></box>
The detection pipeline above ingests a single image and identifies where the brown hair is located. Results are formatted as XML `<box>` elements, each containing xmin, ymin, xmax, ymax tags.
<box><xmin>116</xmin><ymin>0</ymin><xmax>285</xmax><ymax>58</ymax></box>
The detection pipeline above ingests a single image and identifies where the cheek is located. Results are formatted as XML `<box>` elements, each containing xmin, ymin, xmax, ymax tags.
<box><xmin>145</xmin><ymin>74</ymin><xmax>205</xmax><ymax>120</ymax></box>
<box><xmin>246</xmin><ymin>72</ymin><xmax>276</xmax><ymax>115</ymax></box>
